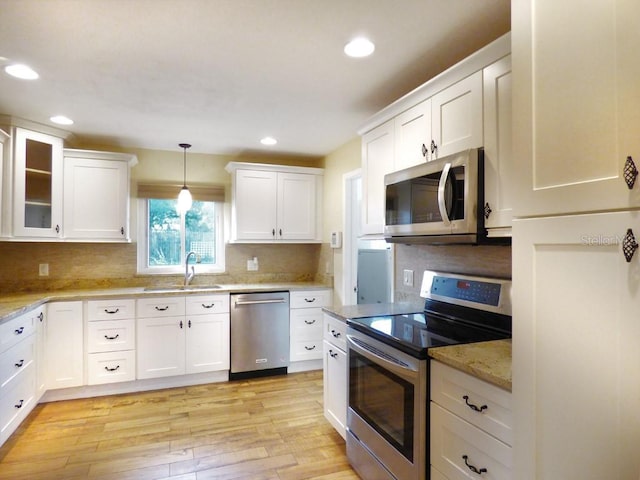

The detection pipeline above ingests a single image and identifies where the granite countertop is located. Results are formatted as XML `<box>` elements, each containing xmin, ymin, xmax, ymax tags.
<box><xmin>0</xmin><ymin>282</ymin><xmax>330</xmax><ymax>324</ymax></box>
<box><xmin>429</xmin><ymin>339</ymin><xmax>512</xmax><ymax>391</ymax></box>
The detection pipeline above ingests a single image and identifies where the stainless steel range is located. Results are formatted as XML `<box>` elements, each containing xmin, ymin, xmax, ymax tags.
<box><xmin>345</xmin><ymin>270</ymin><xmax>512</xmax><ymax>480</ymax></box>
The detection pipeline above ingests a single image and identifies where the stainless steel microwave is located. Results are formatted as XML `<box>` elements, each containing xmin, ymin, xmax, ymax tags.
<box><xmin>384</xmin><ymin>148</ymin><xmax>488</xmax><ymax>244</ymax></box>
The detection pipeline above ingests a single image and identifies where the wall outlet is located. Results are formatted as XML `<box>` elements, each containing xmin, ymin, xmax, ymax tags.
<box><xmin>403</xmin><ymin>269</ymin><xmax>414</xmax><ymax>287</ymax></box>
<box><xmin>39</xmin><ymin>263</ymin><xmax>49</xmax><ymax>277</ymax></box>
<box><xmin>247</xmin><ymin>257</ymin><xmax>259</xmax><ymax>271</ymax></box>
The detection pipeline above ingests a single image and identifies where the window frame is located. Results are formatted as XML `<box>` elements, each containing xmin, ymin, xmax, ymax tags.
<box><xmin>136</xmin><ymin>198</ymin><xmax>225</xmax><ymax>275</ymax></box>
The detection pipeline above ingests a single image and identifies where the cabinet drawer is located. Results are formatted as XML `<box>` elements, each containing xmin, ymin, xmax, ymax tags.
<box><xmin>87</xmin><ymin>319</ymin><xmax>135</xmax><ymax>353</ymax></box>
<box><xmin>290</xmin><ymin>339</ymin><xmax>322</xmax><ymax>362</ymax></box>
<box><xmin>87</xmin><ymin>299</ymin><xmax>135</xmax><ymax>321</ymax></box>
<box><xmin>87</xmin><ymin>350</ymin><xmax>135</xmax><ymax>385</ymax></box>
<box><xmin>431</xmin><ymin>361</ymin><xmax>512</xmax><ymax>446</ymax></box>
<box><xmin>430</xmin><ymin>403</ymin><xmax>512</xmax><ymax>480</ymax></box>
<box><xmin>290</xmin><ymin>290</ymin><xmax>332</xmax><ymax>309</ymax></box>
<box><xmin>0</xmin><ymin>333</ymin><xmax>35</xmax><ymax>390</ymax></box>
<box><xmin>0</xmin><ymin>363</ymin><xmax>36</xmax><ymax>443</ymax></box>
<box><xmin>323</xmin><ymin>314</ymin><xmax>346</xmax><ymax>351</ymax></box>
<box><xmin>290</xmin><ymin>309</ymin><xmax>323</xmax><ymax>341</ymax></box>
<box><xmin>0</xmin><ymin>310</ymin><xmax>37</xmax><ymax>354</ymax></box>
<box><xmin>185</xmin><ymin>294</ymin><xmax>230</xmax><ymax>315</ymax></box>
<box><xmin>137</xmin><ymin>296</ymin><xmax>185</xmax><ymax>318</ymax></box>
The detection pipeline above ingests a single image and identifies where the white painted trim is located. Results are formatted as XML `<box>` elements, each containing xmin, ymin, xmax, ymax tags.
<box><xmin>342</xmin><ymin>169</ymin><xmax>361</xmax><ymax>306</ymax></box>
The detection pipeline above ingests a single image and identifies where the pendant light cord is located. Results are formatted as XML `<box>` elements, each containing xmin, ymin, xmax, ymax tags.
<box><xmin>179</xmin><ymin>143</ymin><xmax>191</xmax><ymax>188</ymax></box>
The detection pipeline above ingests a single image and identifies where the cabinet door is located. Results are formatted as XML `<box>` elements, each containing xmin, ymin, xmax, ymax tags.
<box><xmin>136</xmin><ymin>316</ymin><xmax>186</xmax><ymax>379</ymax></box>
<box><xmin>512</xmin><ymin>0</ymin><xmax>640</xmax><ymax>216</ymax></box>
<box><xmin>512</xmin><ymin>212</ymin><xmax>640</xmax><ymax>480</ymax></box>
<box><xmin>233</xmin><ymin>169</ymin><xmax>278</xmax><ymax>240</ymax></box>
<box><xmin>13</xmin><ymin>128</ymin><xmax>63</xmax><ymax>238</ymax></box>
<box><xmin>185</xmin><ymin>313</ymin><xmax>229</xmax><ymax>374</ymax></box>
<box><xmin>45</xmin><ymin>301</ymin><xmax>83</xmax><ymax>389</ymax></box>
<box><xmin>63</xmin><ymin>156</ymin><xmax>129</xmax><ymax>241</ymax></box>
<box><xmin>483</xmin><ymin>55</ymin><xmax>513</xmax><ymax>233</ymax></box>
<box><xmin>323</xmin><ymin>339</ymin><xmax>347</xmax><ymax>439</ymax></box>
<box><xmin>431</xmin><ymin>71</ymin><xmax>483</xmax><ymax>159</ymax></box>
<box><xmin>361</xmin><ymin>120</ymin><xmax>394</xmax><ymax>235</ymax></box>
<box><xmin>277</xmin><ymin>172</ymin><xmax>317</xmax><ymax>240</ymax></box>
<box><xmin>394</xmin><ymin>99</ymin><xmax>432</xmax><ymax>169</ymax></box>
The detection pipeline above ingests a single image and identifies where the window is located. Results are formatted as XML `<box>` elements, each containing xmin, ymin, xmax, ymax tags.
<box><xmin>137</xmin><ymin>198</ymin><xmax>225</xmax><ymax>274</ymax></box>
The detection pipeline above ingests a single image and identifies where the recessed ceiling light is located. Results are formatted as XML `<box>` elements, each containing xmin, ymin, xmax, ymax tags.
<box><xmin>50</xmin><ymin>115</ymin><xmax>74</xmax><ymax>126</ymax></box>
<box><xmin>260</xmin><ymin>136</ymin><xmax>277</xmax><ymax>146</ymax></box>
<box><xmin>4</xmin><ymin>63</ymin><xmax>39</xmax><ymax>80</ymax></box>
<box><xmin>344</xmin><ymin>37</ymin><xmax>375</xmax><ymax>58</ymax></box>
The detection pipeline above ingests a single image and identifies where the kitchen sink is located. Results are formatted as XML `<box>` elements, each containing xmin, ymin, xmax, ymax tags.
<box><xmin>143</xmin><ymin>285</ymin><xmax>223</xmax><ymax>292</ymax></box>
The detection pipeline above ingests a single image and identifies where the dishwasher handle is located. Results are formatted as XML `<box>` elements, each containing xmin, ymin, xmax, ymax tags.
<box><xmin>234</xmin><ymin>298</ymin><xmax>288</xmax><ymax>306</ymax></box>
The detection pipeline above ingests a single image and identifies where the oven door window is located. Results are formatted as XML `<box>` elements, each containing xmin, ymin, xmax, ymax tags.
<box><xmin>349</xmin><ymin>348</ymin><xmax>414</xmax><ymax>461</ymax></box>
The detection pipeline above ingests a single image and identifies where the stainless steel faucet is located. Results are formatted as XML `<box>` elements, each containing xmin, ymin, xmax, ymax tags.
<box><xmin>185</xmin><ymin>251</ymin><xmax>197</xmax><ymax>286</ymax></box>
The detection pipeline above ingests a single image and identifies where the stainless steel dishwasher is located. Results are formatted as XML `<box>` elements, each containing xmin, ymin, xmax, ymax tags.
<box><xmin>229</xmin><ymin>291</ymin><xmax>290</xmax><ymax>380</ymax></box>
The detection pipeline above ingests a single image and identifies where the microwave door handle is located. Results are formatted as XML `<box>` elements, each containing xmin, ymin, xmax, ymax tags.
<box><xmin>437</xmin><ymin>162</ymin><xmax>452</xmax><ymax>227</ymax></box>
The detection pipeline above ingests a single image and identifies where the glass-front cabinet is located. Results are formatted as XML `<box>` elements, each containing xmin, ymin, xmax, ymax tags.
<box><xmin>13</xmin><ymin>128</ymin><xmax>63</xmax><ymax>238</ymax></box>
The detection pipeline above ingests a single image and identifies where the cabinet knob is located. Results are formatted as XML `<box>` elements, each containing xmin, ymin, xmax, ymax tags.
<box><xmin>624</xmin><ymin>156</ymin><xmax>638</xmax><ymax>189</ymax></box>
<box><xmin>38</xmin><ymin>312</ymin><xmax>44</xmax><ymax>322</ymax></box>
<box><xmin>484</xmin><ymin>202</ymin><xmax>492</xmax><ymax>219</ymax></box>
<box><xmin>120</xmin><ymin>227</ymin><xmax>125</xmax><ymax>235</ymax></box>
<box><xmin>55</xmin><ymin>224</ymin><xmax>60</xmax><ymax>234</ymax></box>
<box><xmin>272</xmin><ymin>229</ymin><xmax>276</xmax><ymax>237</ymax></box>
<box><xmin>430</xmin><ymin>139</ymin><xmax>438</xmax><ymax>156</ymax></box>
<box><xmin>622</xmin><ymin>228</ymin><xmax>638</xmax><ymax>263</ymax></box>
<box><xmin>421</xmin><ymin>143</ymin><xmax>428</xmax><ymax>157</ymax></box>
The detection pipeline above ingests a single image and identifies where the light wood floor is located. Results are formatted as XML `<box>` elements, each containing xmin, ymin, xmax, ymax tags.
<box><xmin>0</xmin><ymin>370</ymin><xmax>359</xmax><ymax>480</ymax></box>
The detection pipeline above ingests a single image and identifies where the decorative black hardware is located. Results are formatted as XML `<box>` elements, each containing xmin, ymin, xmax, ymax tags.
<box><xmin>304</xmin><ymin>298</ymin><xmax>316</xmax><ymax>303</ymax></box>
<box><xmin>272</xmin><ymin>229</ymin><xmax>276</xmax><ymax>236</ymax></box>
<box><xmin>15</xmin><ymin>400</ymin><xmax>24</xmax><ymax>409</ymax></box>
<box><xmin>38</xmin><ymin>312</ymin><xmax>44</xmax><ymax>322</ymax></box>
<box><xmin>104</xmin><ymin>365</ymin><xmax>120</xmax><ymax>372</ymax></box>
<box><xmin>430</xmin><ymin>139</ymin><xmax>438</xmax><ymax>155</ymax></box>
<box><xmin>188</xmin><ymin>320</ymin><xmax>192</xmax><ymax>328</ymax></box>
<box><xmin>120</xmin><ymin>227</ymin><xmax>125</xmax><ymax>235</ymax></box>
<box><xmin>623</xmin><ymin>229</ymin><xmax>639</xmax><ymax>263</ymax></box>
<box><xmin>15</xmin><ymin>359</ymin><xmax>24</xmax><ymax>368</ymax></box>
<box><xmin>329</xmin><ymin>350</ymin><xmax>338</xmax><ymax>358</ymax></box>
<box><xmin>463</xmin><ymin>395</ymin><xmax>488</xmax><ymax>412</ymax></box>
<box><xmin>462</xmin><ymin>455</ymin><xmax>487</xmax><ymax>475</ymax></box>
<box><xmin>179</xmin><ymin>321</ymin><xmax>183</xmax><ymax>329</ymax></box>
<box><xmin>331</xmin><ymin>329</ymin><xmax>341</xmax><ymax>338</ymax></box>
<box><xmin>55</xmin><ymin>224</ymin><xmax>60</xmax><ymax>233</ymax></box>
<box><xmin>624</xmin><ymin>156</ymin><xmax>638</xmax><ymax>189</ymax></box>
<box><xmin>155</xmin><ymin>306</ymin><xmax>169</xmax><ymax>311</ymax></box>
<box><xmin>14</xmin><ymin>327</ymin><xmax>24</xmax><ymax>335</ymax></box>
<box><xmin>304</xmin><ymin>319</ymin><xmax>316</xmax><ymax>325</ymax></box>
<box><xmin>279</xmin><ymin>228</ymin><xmax>282</xmax><ymax>236</ymax></box>
<box><xmin>104</xmin><ymin>308</ymin><xmax>120</xmax><ymax>314</ymax></box>
<box><xmin>104</xmin><ymin>334</ymin><xmax>119</xmax><ymax>340</ymax></box>
<box><xmin>304</xmin><ymin>345</ymin><xmax>316</xmax><ymax>351</ymax></box>
<box><xmin>202</xmin><ymin>303</ymin><xmax>215</xmax><ymax>309</ymax></box>
<box><xmin>484</xmin><ymin>202</ymin><xmax>492</xmax><ymax>219</ymax></box>
<box><xmin>421</xmin><ymin>143</ymin><xmax>428</xmax><ymax>157</ymax></box>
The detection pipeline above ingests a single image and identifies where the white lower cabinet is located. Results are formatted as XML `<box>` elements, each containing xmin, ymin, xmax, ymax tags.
<box><xmin>185</xmin><ymin>294</ymin><xmax>230</xmax><ymax>374</ymax></box>
<box><xmin>45</xmin><ymin>301</ymin><xmax>83</xmax><ymax>390</ymax></box>
<box><xmin>289</xmin><ymin>289</ymin><xmax>332</xmax><ymax>363</ymax></box>
<box><xmin>430</xmin><ymin>361</ymin><xmax>512</xmax><ymax>479</ymax></box>
<box><xmin>322</xmin><ymin>313</ymin><xmax>347</xmax><ymax>439</ymax></box>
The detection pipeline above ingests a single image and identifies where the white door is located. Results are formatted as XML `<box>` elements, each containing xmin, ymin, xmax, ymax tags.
<box><xmin>394</xmin><ymin>99</ymin><xmax>431</xmax><ymax>169</ymax></box>
<box><xmin>277</xmin><ymin>172</ymin><xmax>316</xmax><ymax>240</ymax></box>
<box><xmin>136</xmin><ymin>316</ymin><xmax>186</xmax><ymax>379</ymax></box>
<box><xmin>431</xmin><ymin>71</ymin><xmax>483</xmax><ymax>159</ymax></box>
<box><xmin>233</xmin><ymin>169</ymin><xmax>278</xmax><ymax>240</ymax></box>
<box><xmin>512</xmin><ymin>0</ymin><xmax>640</xmax><ymax>216</ymax></box>
<box><xmin>512</xmin><ymin>211</ymin><xmax>640</xmax><ymax>480</ymax></box>
<box><xmin>185</xmin><ymin>314</ymin><xmax>229</xmax><ymax>374</ymax></box>
<box><xmin>45</xmin><ymin>302</ymin><xmax>83</xmax><ymax>389</ymax></box>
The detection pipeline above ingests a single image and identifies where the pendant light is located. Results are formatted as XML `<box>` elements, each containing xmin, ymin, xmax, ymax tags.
<box><xmin>177</xmin><ymin>143</ymin><xmax>193</xmax><ymax>213</ymax></box>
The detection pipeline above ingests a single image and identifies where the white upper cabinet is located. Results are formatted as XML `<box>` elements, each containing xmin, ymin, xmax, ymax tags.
<box><xmin>394</xmin><ymin>99</ymin><xmax>431</xmax><ymax>169</ymax></box>
<box><xmin>12</xmin><ymin>128</ymin><xmax>64</xmax><ymax>239</ymax></box>
<box><xmin>226</xmin><ymin>162</ymin><xmax>323</xmax><ymax>243</ymax></box>
<box><xmin>431</xmin><ymin>71</ymin><xmax>483</xmax><ymax>159</ymax></box>
<box><xmin>512</xmin><ymin>0</ymin><xmax>640</xmax><ymax>216</ymax></box>
<box><xmin>483</xmin><ymin>55</ymin><xmax>513</xmax><ymax>234</ymax></box>
<box><xmin>63</xmin><ymin>149</ymin><xmax>136</xmax><ymax>242</ymax></box>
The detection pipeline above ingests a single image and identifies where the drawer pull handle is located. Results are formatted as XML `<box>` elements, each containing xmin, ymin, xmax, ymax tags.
<box><xmin>304</xmin><ymin>298</ymin><xmax>317</xmax><ymax>303</ymax></box>
<box><xmin>38</xmin><ymin>312</ymin><xmax>44</xmax><ymax>322</ymax></box>
<box><xmin>463</xmin><ymin>395</ymin><xmax>487</xmax><ymax>413</ymax></box>
<box><xmin>104</xmin><ymin>334</ymin><xmax>120</xmax><ymax>340</ymax></box>
<box><xmin>304</xmin><ymin>319</ymin><xmax>316</xmax><ymax>325</ymax></box>
<box><xmin>155</xmin><ymin>306</ymin><xmax>169</xmax><ymax>311</ymax></box>
<box><xmin>329</xmin><ymin>349</ymin><xmax>338</xmax><ymax>358</ymax></box>
<box><xmin>14</xmin><ymin>327</ymin><xmax>24</xmax><ymax>335</ymax></box>
<box><xmin>331</xmin><ymin>329</ymin><xmax>341</xmax><ymax>338</ymax></box>
<box><xmin>15</xmin><ymin>400</ymin><xmax>24</xmax><ymax>409</ymax></box>
<box><xmin>104</xmin><ymin>365</ymin><xmax>120</xmax><ymax>372</ymax></box>
<box><xmin>104</xmin><ymin>308</ymin><xmax>120</xmax><ymax>314</ymax></box>
<box><xmin>15</xmin><ymin>359</ymin><xmax>24</xmax><ymax>368</ymax></box>
<box><xmin>202</xmin><ymin>303</ymin><xmax>215</xmax><ymax>309</ymax></box>
<box><xmin>304</xmin><ymin>345</ymin><xmax>316</xmax><ymax>351</ymax></box>
<box><xmin>624</xmin><ymin>155</ymin><xmax>638</xmax><ymax>189</ymax></box>
<box><xmin>462</xmin><ymin>455</ymin><xmax>487</xmax><ymax>475</ymax></box>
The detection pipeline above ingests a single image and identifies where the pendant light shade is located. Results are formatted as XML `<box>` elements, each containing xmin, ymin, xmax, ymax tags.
<box><xmin>177</xmin><ymin>143</ymin><xmax>192</xmax><ymax>213</ymax></box>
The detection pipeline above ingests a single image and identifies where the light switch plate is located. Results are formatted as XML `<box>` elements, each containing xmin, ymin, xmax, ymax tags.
<box><xmin>39</xmin><ymin>263</ymin><xmax>49</xmax><ymax>276</ymax></box>
<box><xmin>403</xmin><ymin>269</ymin><xmax>414</xmax><ymax>287</ymax></box>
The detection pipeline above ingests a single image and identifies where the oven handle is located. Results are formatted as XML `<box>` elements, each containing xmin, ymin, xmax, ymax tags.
<box><xmin>347</xmin><ymin>334</ymin><xmax>418</xmax><ymax>381</ymax></box>
<box><xmin>437</xmin><ymin>162</ymin><xmax>452</xmax><ymax>227</ymax></box>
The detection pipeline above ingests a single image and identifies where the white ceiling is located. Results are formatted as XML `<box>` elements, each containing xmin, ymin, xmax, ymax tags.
<box><xmin>0</xmin><ymin>0</ymin><xmax>510</xmax><ymax>157</ymax></box>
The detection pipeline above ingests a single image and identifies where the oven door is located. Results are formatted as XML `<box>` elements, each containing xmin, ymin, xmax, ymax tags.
<box><xmin>346</xmin><ymin>327</ymin><xmax>427</xmax><ymax>480</ymax></box>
